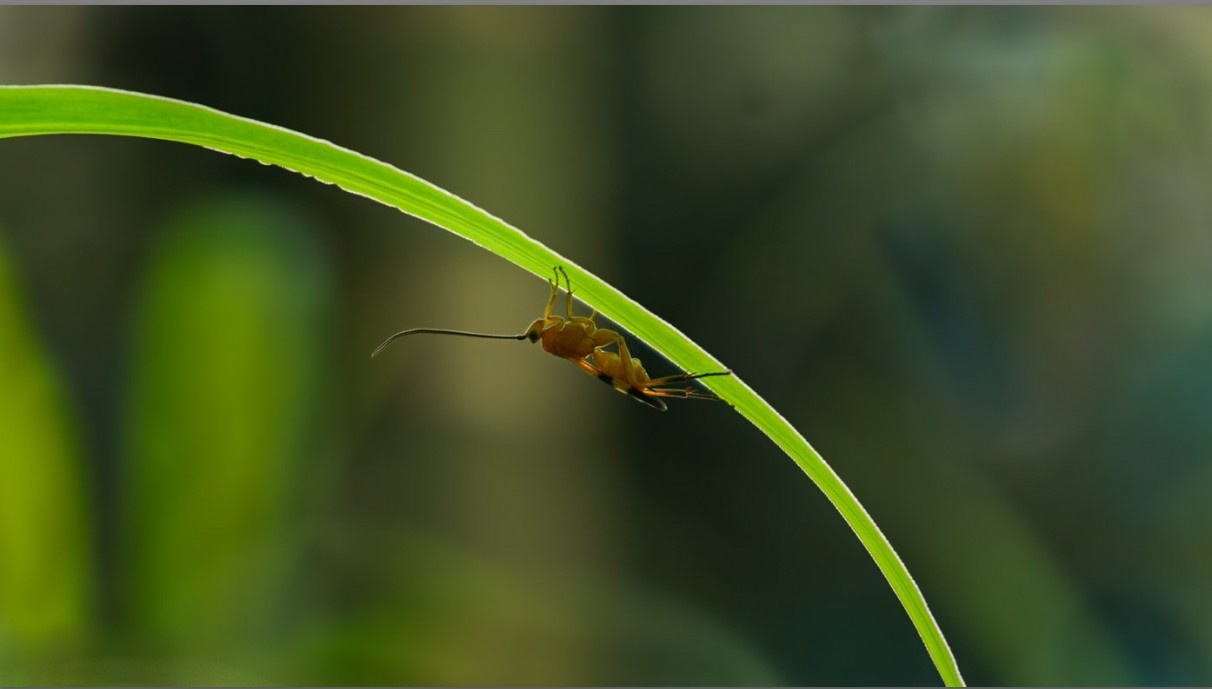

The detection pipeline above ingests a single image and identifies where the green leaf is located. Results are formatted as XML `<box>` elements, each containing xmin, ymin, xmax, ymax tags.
<box><xmin>0</xmin><ymin>237</ymin><xmax>92</xmax><ymax>656</ymax></box>
<box><xmin>0</xmin><ymin>84</ymin><xmax>964</xmax><ymax>686</ymax></box>
<box><xmin>122</xmin><ymin>195</ymin><xmax>328</xmax><ymax>649</ymax></box>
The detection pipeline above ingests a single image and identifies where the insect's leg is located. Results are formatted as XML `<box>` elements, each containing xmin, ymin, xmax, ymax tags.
<box><xmin>643</xmin><ymin>371</ymin><xmax>731</xmax><ymax>406</ymax></box>
<box><xmin>553</xmin><ymin>266</ymin><xmax>600</xmax><ymax>322</ymax></box>
<box><xmin>613</xmin><ymin>336</ymin><xmax>648</xmax><ymax>388</ymax></box>
<box><xmin>543</xmin><ymin>268</ymin><xmax>560</xmax><ymax>319</ymax></box>
<box><xmin>556</xmin><ymin>266</ymin><xmax>576</xmax><ymax>319</ymax></box>
<box><xmin>585</xmin><ymin>327</ymin><xmax>643</xmax><ymax>387</ymax></box>
<box><xmin>645</xmin><ymin>370</ymin><xmax>732</xmax><ymax>387</ymax></box>
<box><xmin>642</xmin><ymin>385</ymin><xmax>730</xmax><ymax>406</ymax></box>
<box><xmin>590</xmin><ymin>328</ymin><xmax>628</xmax><ymax>362</ymax></box>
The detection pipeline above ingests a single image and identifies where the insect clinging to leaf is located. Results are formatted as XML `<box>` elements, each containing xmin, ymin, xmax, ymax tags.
<box><xmin>372</xmin><ymin>266</ymin><xmax>731</xmax><ymax>411</ymax></box>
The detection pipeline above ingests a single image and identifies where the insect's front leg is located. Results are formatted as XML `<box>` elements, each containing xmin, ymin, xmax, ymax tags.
<box><xmin>556</xmin><ymin>266</ymin><xmax>577</xmax><ymax>320</ymax></box>
<box><xmin>542</xmin><ymin>269</ymin><xmax>560</xmax><ymax>320</ymax></box>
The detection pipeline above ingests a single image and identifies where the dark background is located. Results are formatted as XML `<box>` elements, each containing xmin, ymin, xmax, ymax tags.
<box><xmin>2</xmin><ymin>6</ymin><xmax>1210</xmax><ymax>685</ymax></box>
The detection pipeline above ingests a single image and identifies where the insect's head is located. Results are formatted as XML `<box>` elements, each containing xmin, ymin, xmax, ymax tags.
<box><xmin>523</xmin><ymin>319</ymin><xmax>544</xmax><ymax>343</ymax></box>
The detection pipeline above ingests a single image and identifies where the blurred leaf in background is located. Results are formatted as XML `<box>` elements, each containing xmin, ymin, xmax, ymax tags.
<box><xmin>120</xmin><ymin>195</ymin><xmax>331</xmax><ymax>667</ymax></box>
<box><xmin>0</xmin><ymin>235</ymin><xmax>93</xmax><ymax>665</ymax></box>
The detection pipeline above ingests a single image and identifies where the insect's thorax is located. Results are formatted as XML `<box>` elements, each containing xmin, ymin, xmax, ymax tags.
<box><xmin>540</xmin><ymin>320</ymin><xmax>598</xmax><ymax>359</ymax></box>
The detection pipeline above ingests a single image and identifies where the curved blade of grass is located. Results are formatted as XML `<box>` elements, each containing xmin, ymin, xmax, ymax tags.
<box><xmin>0</xmin><ymin>85</ymin><xmax>964</xmax><ymax>686</ymax></box>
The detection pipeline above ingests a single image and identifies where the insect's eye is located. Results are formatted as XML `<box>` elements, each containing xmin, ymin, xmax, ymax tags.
<box><xmin>527</xmin><ymin>331</ymin><xmax>539</xmax><ymax>342</ymax></box>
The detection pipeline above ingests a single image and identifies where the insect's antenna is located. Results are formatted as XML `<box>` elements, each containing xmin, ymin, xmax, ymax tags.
<box><xmin>371</xmin><ymin>328</ymin><xmax>527</xmax><ymax>358</ymax></box>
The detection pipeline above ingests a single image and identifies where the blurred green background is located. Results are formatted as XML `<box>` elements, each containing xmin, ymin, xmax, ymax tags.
<box><xmin>2</xmin><ymin>6</ymin><xmax>1212</xmax><ymax>685</ymax></box>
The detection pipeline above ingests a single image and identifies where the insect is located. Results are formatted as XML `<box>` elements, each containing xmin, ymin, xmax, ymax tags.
<box><xmin>372</xmin><ymin>266</ymin><xmax>731</xmax><ymax>411</ymax></box>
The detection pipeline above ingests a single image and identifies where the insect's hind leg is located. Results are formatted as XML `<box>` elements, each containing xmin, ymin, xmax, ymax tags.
<box><xmin>645</xmin><ymin>370</ymin><xmax>732</xmax><ymax>387</ymax></box>
<box><xmin>644</xmin><ymin>385</ymin><xmax>731</xmax><ymax>406</ymax></box>
<box><xmin>644</xmin><ymin>370</ymin><xmax>732</xmax><ymax>405</ymax></box>
<box><xmin>589</xmin><ymin>328</ymin><xmax>644</xmax><ymax>387</ymax></box>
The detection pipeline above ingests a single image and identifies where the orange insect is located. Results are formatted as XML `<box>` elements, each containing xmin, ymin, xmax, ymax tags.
<box><xmin>372</xmin><ymin>267</ymin><xmax>731</xmax><ymax>411</ymax></box>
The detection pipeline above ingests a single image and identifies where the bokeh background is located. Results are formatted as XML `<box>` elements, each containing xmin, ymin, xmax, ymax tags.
<box><xmin>2</xmin><ymin>6</ymin><xmax>1211</xmax><ymax>686</ymax></box>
